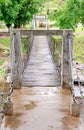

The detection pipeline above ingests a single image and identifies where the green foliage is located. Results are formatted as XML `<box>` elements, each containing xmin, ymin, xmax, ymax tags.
<box><xmin>0</xmin><ymin>0</ymin><xmax>19</xmax><ymax>28</ymax></box>
<box><xmin>0</xmin><ymin>0</ymin><xmax>45</xmax><ymax>28</ymax></box>
<box><xmin>49</xmin><ymin>0</ymin><xmax>84</xmax><ymax>29</ymax></box>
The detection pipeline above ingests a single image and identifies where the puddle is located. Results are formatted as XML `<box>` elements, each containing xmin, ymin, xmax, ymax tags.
<box><xmin>24</xmin><ymin>101</ymin><xmax>37</xmax><ymax>110</ymax></box>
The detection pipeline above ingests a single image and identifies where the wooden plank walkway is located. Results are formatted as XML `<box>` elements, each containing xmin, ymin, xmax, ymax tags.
<box><xmin>22</xmin><ymin>36</ymin><xmax>60</xmax><ymax>87</ymax></box>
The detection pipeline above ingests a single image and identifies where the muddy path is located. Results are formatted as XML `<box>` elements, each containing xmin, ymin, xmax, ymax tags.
<box><xmin>1</xmin><ymin>87</ymin><xmax>84</xmax><ymax>130</ymax></box>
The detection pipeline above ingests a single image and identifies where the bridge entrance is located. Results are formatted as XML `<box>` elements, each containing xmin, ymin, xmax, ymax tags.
<box><xmin>31</xmin><ymin>14</ymin><xmax>49</xmax><ymax>29</ymax></box>
<box><xmin>10</xmin><ymin>29</ymin><xmax>73</xmax><ymax>89</ymax></box>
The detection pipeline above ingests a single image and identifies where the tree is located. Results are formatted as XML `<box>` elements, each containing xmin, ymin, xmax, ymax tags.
<box><xmin>0</xmin><ymin>0</ymin><xmax>45</xmax><ymax>28</ymax></box>
<box><xmin>0</xmin><ymin>0</ymin><xmax>19</xmax><ymax>28</ymax></box>
<box><xmin>49</xmin><ymin>0</ymin><xmax>84</xmax><ymax>29</ymax></box>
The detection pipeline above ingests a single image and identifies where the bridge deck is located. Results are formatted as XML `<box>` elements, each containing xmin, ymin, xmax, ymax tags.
<box><xmin>22</xmin><ymin>36</ymin><xmax>60</xmax><ymax>87</ymax></box>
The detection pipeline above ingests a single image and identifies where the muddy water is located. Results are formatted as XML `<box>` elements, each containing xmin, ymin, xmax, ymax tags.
<box><xmin>0</xmin><ymin>87</ymin><xmax>84</xmax><ymax>130</ymax></box>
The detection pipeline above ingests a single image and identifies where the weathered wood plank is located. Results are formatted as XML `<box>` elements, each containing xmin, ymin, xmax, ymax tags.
<box><xmin>22</xmin><ymin>36</ymin><xmax>60</xmax><ymax>87</ymax></box>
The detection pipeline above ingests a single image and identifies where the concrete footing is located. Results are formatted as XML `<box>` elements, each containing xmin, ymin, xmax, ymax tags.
<box><xmin>4</xmin><ymin>101</ymin><xmax>13</xmax><ymax>116</ymax></box>
<box><xmin>71</xmin><ymin>102</ymin><xmax>80</xmax><ymax>117</ymax></box>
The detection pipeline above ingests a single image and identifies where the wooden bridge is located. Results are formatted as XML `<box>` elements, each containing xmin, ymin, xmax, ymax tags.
<box><xmin>1</xmin><ymin>27</ymin><xmax>84</xmax><ymax>130</ymax></box>
<box><xmin>22</xmin><ymin>36</ymin><xmax>60</xmax><ymax>87</ymax></box>
<box><xmin>10</xmin><ymin>29</ymin><xmax>73</xmax><ymax>89</ymax></box>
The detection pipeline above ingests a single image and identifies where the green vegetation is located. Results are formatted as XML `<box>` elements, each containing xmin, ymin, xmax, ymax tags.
<box><xmin>50</xmin><ymin>31</ymin><xmax>84</xmax><ymax>64</ymax></box>
<box><xmin>75</xmin><ymin>26</ymin><xmax>84</xmax><ymax>33</ymax></box>
<box><xmin>49</xmin><ymin>36</ymin><xmax>62</xmax><ymax>62</ymax></box>
<box><xmin>0</xmin><ymin>37</ymin><xmax>10</xmax><ymax>76</ymax></box>
<box><xmin>21</xmin><ymin>36</ymin><xmax>30</xmax><ymax>54</ymax></box>
<box><xmin>73</xmin><ymin>35</ymin><xmax>84</xmax><ymax>62</ymax></box>
<box><xmin>0</xmin><ymin>37</ymin><xmax>10</xmax><ymax>47</ymax></box>
<box><xmin>0</xmin><ymin>59</ymin><xmax>4</xmax><ymax>65</ymax></box>
<box><xmin>0</xmin><ymin>68</ymin><xmax>5</xmax><ymax>75</ymax></box>
<box><xmin>0</xmin><ymin>0</ymin><xmax>45</xmax><ymax>28</ymax></box>
<box><xmin>49</xmin><ymin>0</ymin><xmax>84</xmax><ymax>29</ymax></box>
<box><xmin>0</xmin><ymin>21</ymin><xmax>6</xmax><ymax>28</ymax></box>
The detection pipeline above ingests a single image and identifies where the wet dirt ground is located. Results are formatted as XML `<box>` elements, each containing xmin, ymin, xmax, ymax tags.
<box><xmin>1</xmin><ymin>87</ymin><xmax>84</xmax><ymax>130</ymax></box>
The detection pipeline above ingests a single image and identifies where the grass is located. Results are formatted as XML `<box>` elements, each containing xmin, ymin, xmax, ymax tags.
<box><xmin>73</xmin><ymin>34</ymin><xmax>84</xmax><ymax>62</ymax></box>
<box><xmin>51</xmin><ymin>30</ymin><xmax>84</xmax><ymax>64</ymax></box>
<box><xmin>75</xmin><ymin>26</ymin><xmax>84</xmax><ymax>33</ymax></box>
<box><xmin>0</xmin><ymin>68</ymin><xmax>5</xmax><ymax>75</ymax></box>
<box><xmin>50</xmin><ymin>36</ymin><xmax>62</xmax><ymax>62</ymax></box>
<box><xmin>0</xmin><ymin>37</ymin><xmax>10</xmax><ymax>76</ymax></box>
<box><xmin>0</xmin><ymin>21</ymin><xmax>6</xmax><ymax>29</ymax></box>
<box><xmin>0</xmin><ymin>37</ymin><xmax>10</xmax><ymax>47</ymax></box>
<box><xmin>0</xmin><ymin>59</ymin><xmax>4</xmax><ymax>65</ymax></box>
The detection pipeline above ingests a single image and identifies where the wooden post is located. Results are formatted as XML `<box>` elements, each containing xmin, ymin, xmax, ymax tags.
<box><xmin>4</xmin><ymin>101</ymin><xmax>13</xmax><ymax>116</ymax></box>
<box><xmin>10</xmin><ymin>30</ymin><xmax>22</xmax><ymax>88</ymax></box>
<box><xmin>46</xmin><ymin>19</ymin><xmax>49</xmax><ymax>29</ymax></box>
<box><xmin>61</xmin><ymin>30</ymin><xmax>73</xmax><ymax>89</ymax></box>
<box><xmin>31</xmin><ymin>20</ymin><xmax>35</xmax><ymax>30</ymax></box>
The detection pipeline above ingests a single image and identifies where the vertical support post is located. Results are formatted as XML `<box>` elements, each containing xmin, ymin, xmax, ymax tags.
<box><xmin>31</xmin><ymin>20</ymin><xmax>35</xmax><ymax>29</ymax></box>
<box><xmin>61</xmin><ymin>30</ymin><xmax>73</xmax><ymax>89</ymax></box>
<box><xmin>46</xmin><ymin>19</ymin><xmax>49</xmax><ymax>30</ymax></box>
<box><xmin>10</xmin><ymin>30</ymin><xmax>22</xmax><ymax>88</ymax></box>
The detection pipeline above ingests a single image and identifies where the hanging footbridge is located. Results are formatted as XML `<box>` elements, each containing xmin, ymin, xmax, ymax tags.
<box><xmin>0</xmin><ymin>21</ymin><xmax>84</xmax><ymax>129</ymax></box>
<box><xmin>10</xmin><ymin>29</ymin><xmax>73</xmax><ymax>89</ymax></box>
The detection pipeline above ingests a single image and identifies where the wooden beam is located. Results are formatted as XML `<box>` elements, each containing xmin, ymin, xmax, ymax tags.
<box><xmin>12</xmin><ymin>29</ymin><xmax>63</xmax><ymax>36</ymax></box>
<box><xmin>11</xmin><ymin>29</ymin><xmax>72</xmax><ymax>36</ymax></box>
